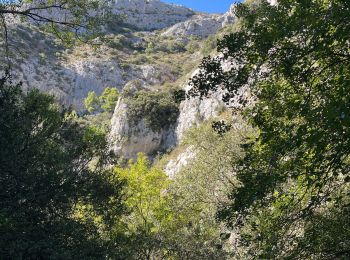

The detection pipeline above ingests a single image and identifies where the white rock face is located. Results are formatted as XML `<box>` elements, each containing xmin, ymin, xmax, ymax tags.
<box><xmin>164</xmin><ymin>147</ymin><xmax>195</xmax><ymax>178</ymax></box>
<box><xmin>109</xmin><ymin>97</ymin><xmax>176</xmax><ymax>159</ymax></box>
<box><xmin>109</xmin><ymin>89</ymin><xmax>225</xmax><ymax>159</ymax></box>
<box><xmin>6</xmin><ymin>0</ymin><xmax>197</xmax><ymax>111</ymax></box>
<box><xmin>221</xmin><ymin>4</ymin><xmax>236</xmax><ymax>27</ymax></box>
<box><xmin>8</xmin><ymin>1</ymin><xmax>237</xmax><ymax>112</ymax></box>
<box><xmin>66</xmin><ymin>59</ymin><xmax>125</xmax><ymax>108</ymax></box>
<box><xmin>174</xmin><ymin>54</ymin><xmax>251</xmax><ymax>143</ymax></box>
<box><xmin>162</xmin><ymin>14</ymin><xmax>223</xmax><ymax>38</ymax></box>
<box><xmin>163</xmin><ymin>90</ymin><xmax>231</xmax><ymax>177</ymax></box>
<box><xmin>109</xmin><ymin>76</ymin><xmax>228</xmax><ymax>160</ymax></box>
<box><xmin>175</xmin><ymin>92</ymin><xmax>225</xmax><ymax>141</ymax></box>
<box><xmin>26</xmin><ymin>0</ymin><xmax>195</xmax><ymax>31</ymax></box>
<box><xmin>109</xmin><ymin>64</ymin><xmax>234</xmax><ymax>159</ymax></box>
<box><xmin>175</xmin><ymin>69</ymin><xmax>227</xmax><ymax>141</ymax></box>
<box><xmin>162</xmin><ymin>4</ymin><xmax>235</xmax><ymax>38</ymax></box>
<box><xmin>16</xmin><ymin>52</ymin><xmax>173</xmax><ymax>110</ymax></box>
<box><xmin>112</xmin><ymin>0</ymin><xmax>195</xmax><ymax>30</ymax></box>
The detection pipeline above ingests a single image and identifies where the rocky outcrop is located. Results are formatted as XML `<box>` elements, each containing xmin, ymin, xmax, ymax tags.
<box><xmin>5</xmin><ymin>0</ymin><xmax>197</xmax><ymax>111</ymax></box>
<box><xmin>7</xmin><ymin>1</ymin><xmax>238</xmax><ymax>112</ymax></box>
<box><xmin>108</xmin><ymin>64</ymin><xmax>233</xmax><ymax>160</ymax></box>
<box><xmin>25</xmin><ymin>0</ymin><xmax>195</xmax><ymax>31</ymax></box>
<box><xmin>112</xmin><ymin>0</ymin><xmax>195</xmax><ymax>30</ymax></box>
<box><xmin>222</xmin><ymin>4</ymin><xmax>236</xmax><ymax>26</ymax></box>
<box><xmin>15</xmin><ymin>50</ymin><xmax>173</xmax><ymax>110</ymax></box>
<box><xmin>175</xmin><ymin>92</ymin><xmax>226</xmax><ymax>141</ymax></box>
<box><xmin>162</xmin><ymin>4</ymin><xmax>235</xmax><ymax>38</ymax></box>
<box><xmin>108</xmin><ymin>93</ymin><xmax>225</xmax><ymax>160</ymax></box>
<box><xmin>9</xmin><ymin>0</ymin><xmax>242</xmax><ymax>163</ymax></box>
<box><xmin>162</xmin><ymin>14</ymin><xmax>223</xmax><ymax>38</ymax></box>
<box><xmin>7</xmin><ymin>21</ymin><xmax>176</xmax><ymax>111</ymax></box>
<box><xmin>109</xmin><ymin>97</ymin><xmax>176</xmax><ymax>159</ymax></box>
<box><xmin>109</xmin><ymin>75</ymin><xmax>227</xmax><ymax>160</ymax></box>
<box><xmin>175</xmin><ymin>69</ymin><xmax>227</xmax><ymax>141</ymax></box>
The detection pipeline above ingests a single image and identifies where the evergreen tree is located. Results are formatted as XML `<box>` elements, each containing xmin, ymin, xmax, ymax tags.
<box><xmin>0</xmin><ymin>73</ymin><xmax>125</xmax><ymax>258</ymax></box>
<box><xmin>99</xmin><ymin>87</ymin><xmax>119</xmax><ymax>113</ymax></box>
<box><xmin>84</xmin><ymin>91</ymin><xmax>100</xmax><ymax>113</ymax></box>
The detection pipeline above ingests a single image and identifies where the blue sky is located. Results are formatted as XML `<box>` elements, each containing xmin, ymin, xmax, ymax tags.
<box><xmin>162</xmin><ymin>0</ymin><xmax>242</xmax><ymax>13</ymax></box>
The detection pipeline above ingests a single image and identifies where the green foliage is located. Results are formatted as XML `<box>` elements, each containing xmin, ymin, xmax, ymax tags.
<box><xmin>0</xmin><ymin>73</ymin><xmax>125</xmax><ymax>258</ymax></box>
<box><xmin>106</xmin><ymin>35</ymin><xmax>130</xmax><ymax>50</ymax></box>
<box><xmin>156</xmin><ymin>118</ymin><xmax>251</xmax><ymax>259</ymax></box>
<box><xmin>99</xmin><ymin>87</ymin><xmax>120</xmax><ymax>112</ymax></box>
<box><xmin>201</xmin><ymin>34</ymin><xmax>217</xmax><ymax>55</ymax></box>
<box><xmin>113</xmin><ymin>153</ymin><xmax>173</xmax><ymax>259</ymax></box>
<box><xmin>189</xmin><ymin>0</ymin><xmax>350</xmax><ymax>258</ymax></box>
<box><xmin>145</xmin><ymin>41</ymin><xmax>155</xmax><ymax>54</ymax></box>
<box><xmin>125</xmin><ymin>90</ymin><xmax>179</xmax><ymax>132</ymax></box>
<box><xmin>167</xmin><ymin>41</ymin><xmax>186</xmax><ymax>53</ymax></box>
<box><xmin>112</xmin><ymin>146</ymin><xmax>246</xmax><ymax>259</ymax></box>
<box><xmin>84</xmin><ymin>87</ymin><xmax>119</xmax><ymax>113</ymax></box>
<box><xmin>116</xmin><ymin>154</ymin><xmax>171</xmax><ymax>232</ymax></box>
<box><xmin>84</xmin><ymin>91</ymin><xmax>100</xmax><ymax>113</ymax></box>
<box><xmin>186</xmin><ymin>41</ymin><xmax>200</xmax><ymax>54</ymax></box>
<box><xmin>141</xmin><ymin>37</ymin><xmax>187</xmax><ymax>54</ymax></box>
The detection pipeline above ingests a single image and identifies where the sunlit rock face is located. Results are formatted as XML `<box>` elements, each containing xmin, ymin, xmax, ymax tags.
<box><xmin>11</xmin><ymin>44</ymin><xmax>173</xmax><ymax>111</ymax></box>
<box><xmin>174</xmin><ymin>68</ymin><xmax>227</xmax><ymax>141</ymax></box>
<box><xmin>4</xmin><ymin>0</ymin><xmax>196</xmax><ymax>111</ymax></box>
<box><xmin>162</xmin><ymin>4</ymin><xmax>236</xmax><ymax>38</ymax></box>
<box><xmin>109</xmin><ymin>98</ymin><xmax>162</xmax><ymax>158</ymax></box>
<box><xmin>108</xmin><ymin>58</ymin><xmax>242</xmax><ymax>160</ymax></box>
<box><xmin>24</xmin><ymin>0</ymin><xmax>195</xmax><ymax>31</ymax></box>
<box><xmin>6</xmin><ymin>1</ymin><xmax>237</xmax><ymax>112</ymax></box>
<box><xmin>112</xmin><ymin>0</ymin><xmax>195</xmax><ymax>30</ymax></box>
<box><xmin>162</xmin><ymin>14</ymin><xmax>224</xmax><ymax>38</ymax></box>
<box><xmin>10</xmin><ymin>0</ymin><xmax>242</xmax><ymax>162</ymax></box>
<box><xmin>109</xmin><ymin>98</ymin><xmax>176</xmax><ymax>159</ymax></box>
<box><xmin>108</xmin><ymin>79</ymin><xmax>227</xmax><ymax>160</ymax></box>
<box><xmin>175</xmin><ymin>92</ymin><xmax>226</xmax><ymax>142</ymax></box>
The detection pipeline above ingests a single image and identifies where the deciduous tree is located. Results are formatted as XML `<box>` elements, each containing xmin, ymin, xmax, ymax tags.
<box><xmin>189</xmin><ymin>0</ymin><xmax>350</xmax><ymax>258</ymax></box>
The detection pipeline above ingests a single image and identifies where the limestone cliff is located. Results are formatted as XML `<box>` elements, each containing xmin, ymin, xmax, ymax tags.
<box><xmin>162</xmin><ymin>5</ymin><xmax>235</xmax><ymax>38</ymax></box>
<box><xmin>109</xmin><ymin>97</ymin><xmax>176</xmax><ymax>159</ymax></box>
<box><xmin>6</xmin><ymin>1</ymin><xmax>240</xmax><ymax>170</ymax></box>
<box><xmin>112</xmin><ymin>0</ymin><xmax>195</xmax><ymax>30</ymax></box>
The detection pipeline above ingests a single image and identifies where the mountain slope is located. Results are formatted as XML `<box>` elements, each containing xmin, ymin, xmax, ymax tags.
<box><xmin>3</xmin><ymin>0</ymin><xmax>237</xmax><ymax>163</ymax></box>
<box><xmin>3</xmin><ymin>1</ymin><xmax>235</xmax><ymax>110</ymax></box>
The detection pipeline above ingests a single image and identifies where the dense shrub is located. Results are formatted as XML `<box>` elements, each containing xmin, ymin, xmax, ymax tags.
<box><xmin>125</xmin><ymin>90</ymin><xmax>179</xmax><ymax>132</ymax></box>
<box><xmin>106</xmin><ymin>35</ymin><xmax>130</xmax><ymax>50</ymax></box>
<box><xmin>0</xmin><ymin>73</ymin><xmax>126</xmax><ymax>258</ymax></box>
<box><xmin>84</xmin><ymin>87</ymin><xmax>119</xmax><ymax>113</ymax></box>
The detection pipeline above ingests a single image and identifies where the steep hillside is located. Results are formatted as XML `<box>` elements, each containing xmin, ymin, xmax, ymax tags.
<box><xmin>2</xmin><ymin>0</ymin><xmax>234</xmax><ymax>111</ymax></box>
<box><xmin>111</xmin><ymin>0</ymin><xmax>195</xmax><ymax>30</ymax></box>
<box><xmin>2</xmin><ymin>0</ymin><xmax>238</xmax><ymax>164</ymax></box>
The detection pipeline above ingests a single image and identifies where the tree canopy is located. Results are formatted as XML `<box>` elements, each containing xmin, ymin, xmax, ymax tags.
<box><xmin>0</xmin><ymin>72</ymin><xmax>126</xmax><ymax>258</ymax></box>
<box><xmin>189</xmin><ymin>0</ymin><xmax>350</xmax><ymax>258</ymax></box>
